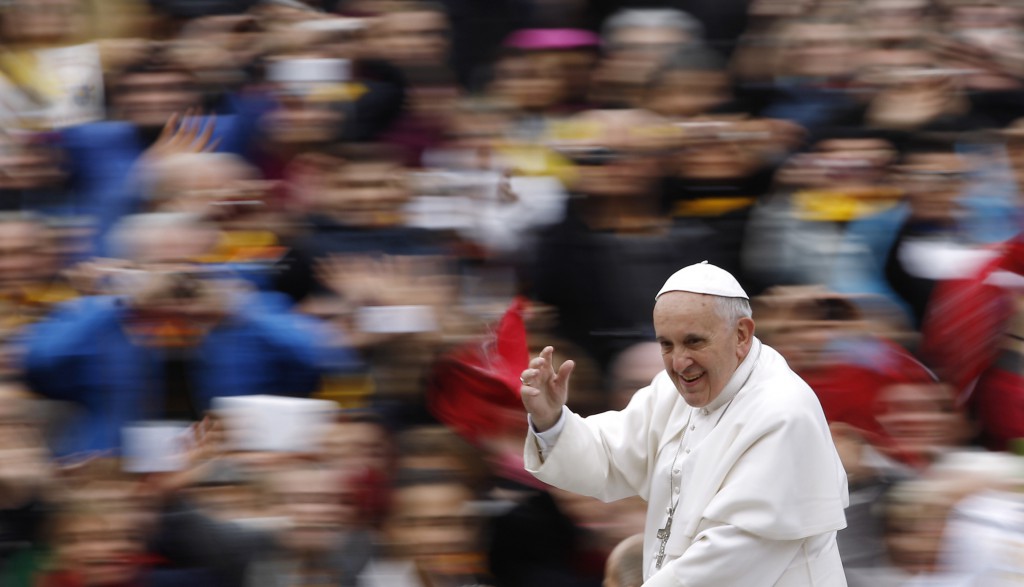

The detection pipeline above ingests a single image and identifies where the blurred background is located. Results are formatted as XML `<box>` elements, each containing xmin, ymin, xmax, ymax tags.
<box><xmin>0</xmin><ymin>0</ymin><xmax>1022</xmax><ymax>585</ymax></box>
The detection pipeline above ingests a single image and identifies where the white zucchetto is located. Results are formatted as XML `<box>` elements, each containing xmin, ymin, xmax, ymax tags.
<box><xmin>656</xmin><ymin>261</ymin><xmax>749</xmax><ymax>300</ymax></box>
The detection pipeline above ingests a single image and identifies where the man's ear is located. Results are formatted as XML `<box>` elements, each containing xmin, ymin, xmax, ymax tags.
<box><xmin>737</xmin><ymin>316</ymin><xmax>755</xmax><ymax>355</ymax></box>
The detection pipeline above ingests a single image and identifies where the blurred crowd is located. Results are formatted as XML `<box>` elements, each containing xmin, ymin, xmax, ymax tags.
<box><xmin>0</xmin><ymin>0</ymin><xmax>1023</xmax><ymax>585</ymax></box>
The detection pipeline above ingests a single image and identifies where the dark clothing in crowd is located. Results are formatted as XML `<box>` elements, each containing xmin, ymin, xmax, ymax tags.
<box><xmin>531</xmin><ymin>211</ymin><xmax>725</xmax><ymax>367</ymax></box>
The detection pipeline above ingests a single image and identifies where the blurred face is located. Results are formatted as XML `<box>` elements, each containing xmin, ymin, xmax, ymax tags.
<box><xmin>861</xmin><ymin>0</ymin><xmax>928</xmax><ymax>44</ymax></box>
<box><xmin>112</xmin><ymin>71</ymin><xmax>200</xmax><ymax>129</ymax></box>
<box><xmin>898</xmin><ymin>152</ymin><xmax>967</xmax><ymax>223</ymax></box>
<box><xmin>161</xmin><ymin>161</ymin><xmax>268</xmax><ymax>223</ymax></box>
<box><xmin>647</xmin><ymin>70</ymin><xmax>730</xmax><ymax>119</ymax></box>
<box><xmin>560</xmin><ymin>50</ymin><xmax>598</xmax><ymax>99</ymax></box>
<box><xmin>1</xmin><ymin>0</ymin><xmax>82</xmax><ymax>45</ymax></box>
<box><xmin>675</xmin><ymin>118</ymin><xmax>794</xmax><ymax>181</ymax></box>
<box><xmin>784</xmin><ymin>23</ymin><xmax>859</xmax><ymax>79</ymax></box>
<box><xmin>885</xmin><ymin>493</ymin><xmax>952</xmax><ymax>573</ymax></box>
<box><xmin>770</xmin><ymin>324</ymin><xmax>847</xmax><ymax>373</ymax></box>
<box><xmin>876</xmin><ymin>383</ymin><xmax>963</xmax><ymax>461</ymax></box>
<box><xmin>135</xmin><ymin>225</ymin><xmax>217</xmax><ymax>267</ymax></box>
<box><xmin>186</xmin><ymin>484</ymin><xmax>261</xmax><ymax>522</ymax></box>
<box><xmin>328</xmin><ymin>421</ymin><xmax>392</xmax><ymax>473</ymax></box>
<box><xmin>609</xmin><ymin>342</ymin><xmax>664</xmax><ymax>410</ymax></box>
<box><xmin>409</xmin><ymin>85</ymin><xmax>460</xmax><ymax>123</ymax></box>
<box><xmin>56</xmin><ymin>512</ymin><xmax>145</xmax><ymax>587</ymax></box>
<box><xmin>0</xmin><ymin>141</ymin><xmax>64</xmax><ymax>191</ymax></box>
<box><xmin>319</xmin><ymin>160</ymin><xmax>409</xmax><ymax>226</ymax></box>
<box><xmin>569</xmin><ymin>147</ymin><xmax>662</xmax><ymax>198</ymax></box>
<box><xmin>449</xmin><ymin>110</ymin><xmax>511</xmax><ymax>150</ymax></box>
<box><xmin>385</xmin><ymin>482</ymin><xmax>474</xmax><ymax>560</ymax></box>
<box><xmin>274</xmin><ymin>468</ymin><xmax>346</xmax><ymax>553</ymax></box>
<box><xmin>262</xmin><ymin>95</ymin><xmax>345</xmax><ymax>147</ymax></box>
<box><xmin>493</xmin><ymin>53</ymin><xmax>567</xmax><ymax>111</ymax></box>
<box><xmin>0</xmin><ymin>221</ymin><xmax>51</xmax><ymax>289</ymax></box>
<box><xmin>0</xmin><ymin>386</ymin><xmax>48</xmax><ymax>499</ymax></box>
<box><xmin>654</xmin><ymin>292</ymin><xmax>754</xmax><ymax>408</ymax></box>
<box><xmin>777</xmin><ymin>139</ymin><xmax>896</xmax><ymax>188</ymax></box>
<box><xmin>610</xmin><ymin>25</ymin><xmax>690</xmax><ymax>63</ymax></box>
<box><xmin>379</xmin><ymin>10</ymin><xmax>449</xmax><ymax>66</ymax></box>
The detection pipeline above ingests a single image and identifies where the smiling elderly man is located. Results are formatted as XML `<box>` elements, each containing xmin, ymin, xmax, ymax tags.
<box><xmin>520</xmin><ymin>262</ymin><xmax>849</xmax><ymax>586</ymax></box>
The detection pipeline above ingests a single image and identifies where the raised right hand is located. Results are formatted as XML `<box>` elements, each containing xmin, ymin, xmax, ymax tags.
<box><xmin>520</xmin><ymin>346</ymin><xmax>575</xmax><ymax>432</ymax></box>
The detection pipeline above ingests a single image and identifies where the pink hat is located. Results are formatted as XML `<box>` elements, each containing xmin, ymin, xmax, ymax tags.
<box><xmin>503</xmin><ymin>28</ymin><xmax>601</xmax><ymax>51</ymax></box>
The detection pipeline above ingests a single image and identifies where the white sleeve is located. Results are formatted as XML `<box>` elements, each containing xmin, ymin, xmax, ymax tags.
<box><xmin>642</xmin><ymin>525</ymin><xmax>805</xmax><ymax>587</ymax></box>
<box><xmin>523</xmin><ymin>382</ymin><xmax>660</xmax><ymax>502</ymax></box>
<box><xmin>527</xmin><ymin>406</ymin><xmax>569</xmax><ymax>462</ymax></box>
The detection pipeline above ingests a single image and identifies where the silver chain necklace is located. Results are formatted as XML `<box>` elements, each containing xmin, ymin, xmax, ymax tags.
<box><xmin>655</xmin><ymin>410</ymin><xmax>693</xmax><ymax>570</ymax></box>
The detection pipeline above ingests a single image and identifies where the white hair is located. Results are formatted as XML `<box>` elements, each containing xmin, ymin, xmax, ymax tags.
<box><xmin>105</xmin><ymin>212</ymin><xmax>215</xmax><ymax>262</ymax></box>
<box><xmin>714</xmin><ymin>296</ymin><xmax>753</xmax><ymax>326</ymax></box>
<box><xmin>601</xmin><ymin>8</ymin><xmax>705</xmax><ymax>49</ymax></box>
<box><xmin>144</xmin><ymin>152</ymin><xmax>257</xmax><ymax>205</ymax></box>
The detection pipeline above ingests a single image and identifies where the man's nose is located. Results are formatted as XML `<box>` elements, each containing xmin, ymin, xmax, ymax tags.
<box><xmin>671</xmin><ymin>350</ymin><xmax>692</xmax><ymax>373</ymax></box>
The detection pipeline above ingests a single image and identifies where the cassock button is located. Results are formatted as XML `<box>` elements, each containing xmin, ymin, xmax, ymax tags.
<box><xmin>673</xmin><ymin>469</ymin><xmax>679</xmax><ymax>474</ymax></box>
<box><xmin>690</xmin><ymin>424</ymin><xmax>695</xmax><ymax>431</ymax></box>
<box><xmin>685</xmin><ymin>448</ymin><xmax>690</xmax><ymax>454</ymax></box>
<box><xmin>675</xmin><ymin>487</ymin><xmax>680</xmax><ymax>494</ymax></box>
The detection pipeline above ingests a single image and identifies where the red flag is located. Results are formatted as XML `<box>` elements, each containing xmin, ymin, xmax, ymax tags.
<box><xmin>426</xmin><ymin>297</ymin><xmax>530</xmax><ymax>445</ymax></box>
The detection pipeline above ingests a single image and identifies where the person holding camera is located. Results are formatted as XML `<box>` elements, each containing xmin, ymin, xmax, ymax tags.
<box><xmin>23</xmin><ymin>212</ymin><xmax>359</xmax><ymax>456</ymax></box>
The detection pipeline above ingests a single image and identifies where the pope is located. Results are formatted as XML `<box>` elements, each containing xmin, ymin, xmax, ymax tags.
<box><xmin>520</xmin><ymin>261</ymin><xmax>849</xmax><ymax>586</ymax></box>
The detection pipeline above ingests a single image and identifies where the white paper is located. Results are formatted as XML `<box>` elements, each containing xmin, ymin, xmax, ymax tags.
<box><xmin>355</xmin><ymin>305</ymin><xmax>438</xmax><ymax>334</ymax></box>
<box><xmin>122</xmin><ymin>421</ymin><xmax>191</xmax><ymax>473</ymax></box>
<box><xmin>29</xmin><ymin>43</ymin><xmax>105</xmax><ymax>128</ymax></box>
<box><xmin>212</xmin><ymin>395</ymin><xmax>337</xmax><ymax>453</ymax></box>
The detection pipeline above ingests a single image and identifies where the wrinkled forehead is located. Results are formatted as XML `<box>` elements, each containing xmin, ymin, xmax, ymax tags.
<box><xmin>653</xmin><ymin>291</ymin><xmax>726</xmax><ymax>323</ymax></box>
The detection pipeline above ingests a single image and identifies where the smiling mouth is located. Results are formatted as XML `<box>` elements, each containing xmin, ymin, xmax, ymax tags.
<box><xmin>681</xmin><ymin>372</ymin><xmax>704</xmax><ymax>384</ymax></box>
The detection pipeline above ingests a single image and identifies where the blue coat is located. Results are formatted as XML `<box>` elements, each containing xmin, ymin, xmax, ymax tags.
<box><xmin>25</xmin><ymin>292</ymin><xmax>360</xmax><ymax>455</ymax></box>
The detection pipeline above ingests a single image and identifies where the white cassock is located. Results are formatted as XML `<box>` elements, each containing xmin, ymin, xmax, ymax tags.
<box><xmin>525</xmin><ymin>338</ymin><xmax>850</xmax><ymax>586</ymax></box>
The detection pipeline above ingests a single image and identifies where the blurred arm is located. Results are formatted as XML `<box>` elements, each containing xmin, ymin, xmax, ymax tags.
<box><xmin>24</xmin><ymin>297</ymin><xmax>121</xmax><ymax>402</ymax></box>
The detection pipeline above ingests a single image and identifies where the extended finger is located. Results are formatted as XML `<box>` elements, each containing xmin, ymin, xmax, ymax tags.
<box><xmin>166</xmin><ymin>111</ymin><xmax>191</xmax><ymax>149</ymax></box>
<box><xmin>519</xmin><ymin>369</ymin><xmax>534</xmax><ymax>388</ymax></box>
<box><xmin>184</xmin><ymin>109</ymin><xmax>203</xmax><ymax>144</ymax></box>
<box><xmin>555</xmin><ymin>359</ymin><xmax>575</xmax><ymax>387</ymax></box>
<box><xmin>156</xmin><ymin>112</ymin><xmax>181</xmax><ymax>146</ymax></box>
<box><xmin>540</xmin><ymin>346</ymin><xmax>557</xmax><ymax>375</ymax></box>
<box><xmin>528</xmin><ymin>356</ymin><xmax>548</xmax><ymax>372</ymax></box>
<box><xmin>195</xmin><ymin>115</ymin><xmax>216</xmax><ymax>151</ymax></box>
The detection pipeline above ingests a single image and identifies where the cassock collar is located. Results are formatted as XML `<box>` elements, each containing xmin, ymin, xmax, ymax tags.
<box><xmin>701</xmin><ymin>337</ymin><xmax>762</xmax><ymax>416</ymax></box>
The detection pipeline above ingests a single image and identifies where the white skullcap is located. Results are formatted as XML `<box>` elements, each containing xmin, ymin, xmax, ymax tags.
<box><xmin>656</xmin><ymin>261</ymin><xmax>749</xmax><ymax>300</ymax></box>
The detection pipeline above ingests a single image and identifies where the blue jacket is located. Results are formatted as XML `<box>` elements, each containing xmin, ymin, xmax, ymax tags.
<box><xmin>25</xmin><ymin>292</ymin><xmax>360</xmax><ymax>455</ymax></box>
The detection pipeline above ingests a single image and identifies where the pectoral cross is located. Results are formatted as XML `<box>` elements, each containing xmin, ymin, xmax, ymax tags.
<box><xmin>655</xmin><ymin>506</ymin><xmax>674</xmax><ymax>570</ymax></box>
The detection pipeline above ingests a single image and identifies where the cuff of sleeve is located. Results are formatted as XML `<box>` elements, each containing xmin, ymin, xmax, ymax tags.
<box><xmin>528</xmin><ymin>406</ymin><xmax>568</xmax><ymax>459</ymax></box>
